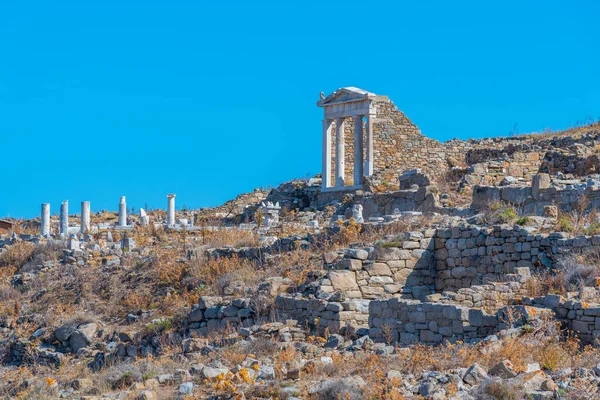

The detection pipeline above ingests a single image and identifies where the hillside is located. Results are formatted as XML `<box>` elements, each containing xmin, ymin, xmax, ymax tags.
<box><xmin>3</xmin><ymin>121</ymin><xmax>600</xmax><ymax>399</ymax></box>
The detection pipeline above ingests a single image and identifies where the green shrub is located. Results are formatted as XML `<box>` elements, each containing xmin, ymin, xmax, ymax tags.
<box><xmin>145</xmin><ymin>318</ymin><xmax>172</xmax><ymax>333</ymax></box>
<box><xmin>584</xmin><ymin>223</ymin><xmax>600</xmax><ymax>236</ymax></box>
<box><xmin>516</xmin><ymin>216</ymin><xmax>530</xmax><ymax>226</ymax></box>
<box><xmin>557</xmin><ymin>215</ymin><xmax>574</xmax><ymax>232</ymax></box>
<box><xmin>497</xmin><ymin>207</ymin><xmax>518</xmax><ymax>223</ymax></box>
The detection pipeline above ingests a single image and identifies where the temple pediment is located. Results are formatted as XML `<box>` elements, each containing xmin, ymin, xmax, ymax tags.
<box><xmin>317</xmin><ymin>87</ymin><xmax>376</xmax><ymax>106</ymax></box>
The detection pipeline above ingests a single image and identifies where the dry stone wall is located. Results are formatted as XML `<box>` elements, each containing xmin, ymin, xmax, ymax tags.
<box><xmin>368</xmin><ymin>299</ymin><xmax>552</xmax><ymax>345</ymax></box>
<box><xmin>186</xmin><ymin>296</ymin><xmax>255</xmax><ymax>336</ymax></box>
<box><xmin>326</xmin><ymin>101</ymin><xmax>600</xmax><ymax>191</ymax></box>
<box><xmin>471</xmin><ymin>174</ymin><xmax>600</xmax><ymax>215</ymax></box>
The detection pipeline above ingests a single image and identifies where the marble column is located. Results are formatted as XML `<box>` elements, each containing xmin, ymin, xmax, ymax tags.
<box><xmin>322</xmin><ymin>119</ymin><xmax>333</xmax><ymax>190</ymax></box>
<box><xmin>60</xmin><ymin>201</ymin><xmax>68</xmax><ymax>237</ymax></box>
<box><xmin>353</xmin><ymin>115</ymin><xmax>364</xmax><ymax>186</ymax></box>
<box><xmin>365</xmin><ymin>113</ymin><xmax>375</xmax><ymax>176</ymax></box>
<box><xmin>118</xmin><ymin>196</ymin><xmax>127</xmax><ymax>227</ymax></box>
<box><xmin>335</xmin><ymin>117</ymin><xmax>345</xmax><ymax>187</ymax></box>
<box><xmin>167</xmin><ymin>194</ymin><xmax>176</xmax><ymax>226</ymax></box>
<box><xmin>41</xmin><ymin>203</ymin><xmax>50</xmax><ymax>236</ymax></box>
<box><xmin>81</xmin><ymin>201</ymin><xmax>90</xmax><ymax>234</ymax></box>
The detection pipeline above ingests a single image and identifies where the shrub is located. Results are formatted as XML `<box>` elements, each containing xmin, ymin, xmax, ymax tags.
<box><xmin>145</xmin><ymin>318</ymin><xmax>172</xmax><ymax>334</ymax></box>
<box><xmin>478</xmin><ymin>378</ymin><xmax>523</xmax><ymax>400</ymax></box>
<box><xmin>584</xmin><ymin>223</ymin><xmax>600</xmax><ymax>236</ymax></box>
<box><xmin>557</xmin><ymin>215</ymin><xmax>575</xmax><ymax>233</ymax></box>
<box><xmin>516</xmin><ymin>216</ymin><xmax>530</xmax><ymax>226</ymax></box>
<box><xmin>556</xmin><ymin>249</ymin><xmax>600</xmax><ymax>292</ymax></box>
<box><xmin>496</xmin><ymin>207</ymin><xmax>518</xmax><ymax>223</ymax></box>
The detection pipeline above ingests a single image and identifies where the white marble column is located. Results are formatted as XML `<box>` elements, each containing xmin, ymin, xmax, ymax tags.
<box><xmin>41</xmin><ymin>203</ymin><xmax>50</xmax><ymax>236</ymax></box>
<box><xmin>118</xmin><ymin>196</ymin><xmax>127</xmax><ymax>227</ymax></box>
<box><xmin>167</xmin><ymin>194</ymin><xmax>176</xmax><ymax>226</ymax></box>
<box><xmin>365</xmin><ymin>113</ymin><xmax>375</xmax><ymax>176</ymax></box>
<box><xmin>81</xmin><ymin>201</ymin><xmax>90</xmax><ymax>234</ymax></box>
<box><xmin>60</xmin><ymin>201</ymin><xmax>68</xmax><ymax>237</ymax></box>
<box><xmin>353</xmin><ymin>115</ymin><xmax>364</xmax><ymax>186</ymax></box>
<box><xmin>335</xmin><ymin>117</ymin><xmax>345</xmax><ymax>187</ymax></box>
<box><xmin>322</xmin><ymin>119</ymin><xmax>333</xmax><ymax>190</ymax></box>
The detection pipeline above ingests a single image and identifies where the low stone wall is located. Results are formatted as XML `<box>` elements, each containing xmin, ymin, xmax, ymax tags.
<box><xmin>368</xmin><ymin>298</ymin><xmax>552</xmax><ymax>344</ymax></box>
<box><xmin>471</xmin><ymin>174</ymin><xmax>600</xmax><ymax>215</ymax></box>
<box><xmin>275</xmin><ymin>295</ymin><xmax>370</xmax><ymax>334</ymax></box>
<box><xmin>187</xmin><ymin>296</ymin><xmax>255</xmax><ymax>336</ymax></box>
<box><xmin>361</xmin><ymin>186</ymin><xmax>439</xmax><ymax>218</ymax></box>
<box><xmin>522</xmin><ymin>295</ymin><xmax>600</xmax><ymax>345</ymax></box>
<box><xmin>440</xmin><ymin>281</ymin><xmax>526</xmax><ymax>309</ymax></box>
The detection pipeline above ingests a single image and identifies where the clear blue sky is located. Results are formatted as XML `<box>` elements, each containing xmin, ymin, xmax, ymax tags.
<box><xmin>1</xmin><ymin>0</ymin><xmax>599</xmax><ymax>218</ymax></box>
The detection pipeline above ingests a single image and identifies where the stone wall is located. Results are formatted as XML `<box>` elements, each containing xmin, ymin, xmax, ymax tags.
<box><xmin>328</xmin><ymin>99</ymin><xmax>474</xmax><ymax>188</ymax></box>
<box><xmin>368</xmin><ymin>299</ymin><xmax>552</xmax><ymax>345</ymax></box>
<box><xmin>275</xmin><ymin>295</ymin><xmax>370</xmax><ymax>334</ymax></box>
<box><xmin>518</xmin><ymin>294</ymin><xmax>600</xmax><ymax>345</ymax></box>
<box><xmin>186</xmin><ymin>296</ymin><xmax>255</xmax><ymax>336</ymax></box>
<box><xmin>326</xmin><ymin>101</ymin><xmax>600</xmax><ymax>191</ymax></box>
<box><xmin>471</xmin><ymin>175</ymin><xmax>600</xmax><ymax>214</ymax></box>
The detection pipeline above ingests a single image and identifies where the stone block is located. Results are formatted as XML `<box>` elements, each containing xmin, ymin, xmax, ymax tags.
<box><xmin>364</xmin><ymin>263</ymin><xmax>392</xmax><ymax>276</ymax></box>
<box><xmin>329</xmin><ymin>271</ymin><xmax>359</xmax><ymax>291</ymax></box>
<box><xmin>338</xmin><ymin>258</ymin><xmax>363</xmax><ymax>271</ymax></box>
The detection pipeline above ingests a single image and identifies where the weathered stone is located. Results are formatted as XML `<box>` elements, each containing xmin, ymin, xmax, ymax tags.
<box><xmin>329</xmin><ymin>271</ymin><xmax>359</xmax><ymax>291</ymax></box>
<box><xmin>462</xmin><ymin>363</ymin><xmax>488</xmax><ymax>385</ymax></box>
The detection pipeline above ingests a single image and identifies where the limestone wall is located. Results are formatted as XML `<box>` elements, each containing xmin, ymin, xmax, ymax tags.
<box><xmin>471</xmin><ymin>179</ymin><xmax>600</xmax><ymax>215</ymax></box>
<box><xmin>368</xmin><ymin>299</ymin><xmax>553</xmax><ymax>345</ymax></box>
<box><xmin>275</xmin><ymin>295</ymin><xmax>370</xmax><ymax>333</ymax></box>
<box><xmin>328</xmin><ymin>99</ymin><xmax>473</xmax><ymax>188</ymax></box>
<box><xmin>186</xmin><ymin>296</ymin><xmax>255</xmax><ymax>336</ymax></box>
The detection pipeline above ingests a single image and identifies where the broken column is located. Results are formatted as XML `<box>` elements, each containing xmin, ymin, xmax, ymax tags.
<box><xmin>139</xmin><ymin>208</ymin><xmax>149</xmax><ymax>226</ymax></box>
<box><xmin>41</xmin><ymin>203</ymin><xmax>50</xmax><ymax>236</ymax></box>
<box><xmin>81</xmin><ymin>201</ymin><xmax>90</xmax><ymax>234</ymax></box>
<box><xmin>59</xmin><ymin>200</ymin><xmax>69</xmax><ymax>237</ymax></box>
<box><xmin>167</xmin><ymin>194</ymin><xmax>176</xmax><ymax>226</ymax></box>
<box><xmin>118</xmin><ymin>196</ymin><xmax>127</xmax><ymax>227</ymax></box>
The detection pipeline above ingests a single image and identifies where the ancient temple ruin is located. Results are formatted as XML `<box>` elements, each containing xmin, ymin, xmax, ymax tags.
<box><xmin>317</xmin><ymin>87</ymin><xmax>381</xmax><ymax>191</ymax></box>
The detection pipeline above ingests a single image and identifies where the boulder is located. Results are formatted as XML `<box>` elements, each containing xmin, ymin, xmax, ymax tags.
<box><xmin>488</xmin><ymin>360</ymin><xmax>517</xmax><ymax>378</ymax></box>
<box><xmin>463</xmin><ymin>363</ymin><xmax>488</xmax><ymax>385</ymax></box>
<box><xmin>55</xmin><ymin>325</ymin><xmax>76</xmax><ymax>342</ymax></box>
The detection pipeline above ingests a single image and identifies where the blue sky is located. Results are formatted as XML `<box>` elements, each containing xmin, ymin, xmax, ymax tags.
<box><xmin>1</xmin><ymin>0</ymin><xmax>599</xmax><ymax>218</ymax></box>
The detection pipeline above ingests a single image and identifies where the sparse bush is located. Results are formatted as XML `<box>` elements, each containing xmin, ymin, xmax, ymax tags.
<box><xmin>477</xmin><ymin>378</ymin><xmax>523</xmax><ymax>400</ymax></box>
<box><xmin>516</xmin><ymin>216</ymin><xmax>530</xmax><ymax>226</ymax></box>
<box><xmin>309</xmin><ymin>379</ymin><xmax>363</xmax><ymax>400</ymax></box>
<box><xmin>481</xmin><ymin>202</ymin><xmax>518</xmax><ymax>224</ymax></box>
<box><xmin>556</xmin><ymin>249</ymin><xmax>600</xmax><ymax>292</ymax></box>
<box><xmin>496</xmin><ymin>207</ymin><xmax>518</xmax><ymax>223</ymax></box>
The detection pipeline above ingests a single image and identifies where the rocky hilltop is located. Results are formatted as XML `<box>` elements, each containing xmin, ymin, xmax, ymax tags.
<box><xmin>3</xmin><ymin>119</ymin><xmax>600</xmax><ymax>399</ymax></box>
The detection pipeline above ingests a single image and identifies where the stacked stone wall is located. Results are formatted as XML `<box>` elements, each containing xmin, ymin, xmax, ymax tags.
<box><xmin>186</xmin><ymin>296</ymin><xmax>255</xmax><ymax>336</ymax></box>
<box><xmin>368</xmin><ymin>299</ymin><xmax>553</xmax><ymax>345</ymax></box>
<box><xmin>471</xmin><ymin>179</ymin><xmax>600</xmax><ymax>215</ymax></box>
<box><xmin>326</xmin><ymin>102</ymin><xmax>600</xmax><ymax>191</ymax></box>
<box><xmin>275</xmin><ymin>296</ymin><xmax>370</xmax><ymax>333</ymax></box>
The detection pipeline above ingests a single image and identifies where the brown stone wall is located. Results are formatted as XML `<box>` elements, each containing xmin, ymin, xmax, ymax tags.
<box><xmin>325</xmin><ymin>97</ymin><xmax>598</xmax><ymax>190</ymax></box>
<box><xmin>327</xmin><ymin>100</ymin><xmax>472</xmax><ymax>188</ymax></box>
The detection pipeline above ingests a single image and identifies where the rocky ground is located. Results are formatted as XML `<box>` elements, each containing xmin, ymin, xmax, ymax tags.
<box><xmin>4</xmin><ymin>125</ymin><xmax>600</xmax><ymax>399</ymax></box>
